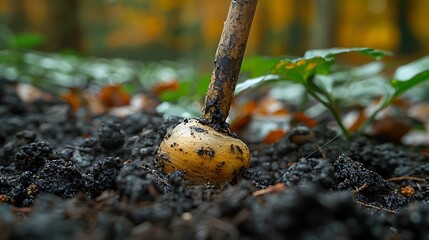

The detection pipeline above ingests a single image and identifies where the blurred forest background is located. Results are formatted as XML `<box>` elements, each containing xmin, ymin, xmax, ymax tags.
<box><xmin>1</xmin><ymin>0</ymin><xmax>429</xmax><ymax>64</ymax></box>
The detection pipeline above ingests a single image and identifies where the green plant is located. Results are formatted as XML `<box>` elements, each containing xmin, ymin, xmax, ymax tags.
<box><xmin>236</xmin><ymin>48</ymin><xmax>429</xmax><ymax>140</ymax></box>
<box><xmin>0</xmin><ymin>24</ymin><xmax>45</xmax><ymax>50</ymax></box>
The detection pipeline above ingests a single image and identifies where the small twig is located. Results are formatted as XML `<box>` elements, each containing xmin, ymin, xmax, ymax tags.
<box><xmin>317</xmin><ymin>144</ymin><xmax>327</xmax><ymax>160</ymax></box>
<box><xmin>386</xmin><ymin>176</ymin><xmax>427</xmax><ymax>183</ymax></box>
<box><xmin>252</xmin><ymin>183</ymin><xmax>285</xmax><ymax>197</ymax></box>
<box><xmin>141</xmin><ymin>165</ymin><xmax>170</xmax><ymax>187</ymax></box>
<box><xmin>352</xmin><ymin>182</ymin><xmax>369</xmax><ymax>194</ymax></box>
<box><xmin>356</xmin><ymin>200</ymin><xmax>397</xmax><ymax>214</ymax></box>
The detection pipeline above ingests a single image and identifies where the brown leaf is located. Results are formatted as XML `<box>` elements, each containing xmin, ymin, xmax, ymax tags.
<box><xmin>130</xmin><ymin>93</ymin><xmax>160</xmax><ymax>112</ymax></box>
<box><xmin>263</xmin><ymin>129</ymin><xmax>286</xmax><ymax>144</ymax></box>
<box><xmin>230</xmin><ymin>101</ymin><xmax>257</xmax><ymax>132</ymax></box>
<box><xmin>84</xmin><ymin>92</ymin><xmax>107</xmax><ymax>115</ymax></box>
<box><xmin>347</xmin><ymin>108</ymin><xmax>367</xmax><ymax>133</ymax></box>
<box><xmin>61</xmin><ymin>87</ymin><xmax>83</xmax><ymax>112</ymax></box>
<box><xmin>152</xmin><ymin>80</ymin><xmax>179</xmax><ymax>96</ymax></box>
<box><xmin>370</xmin><ymin>116</ymin><xmax>411</xmax><ymax>143</ymax></box>
<box><xmin>291</xmin><ymin>112</ymin><xmax>317</xmax><ymax>127</ymax></box>
<box><xmin>17</xmin><ymin>83</ymin><xmax>54</xmax><ymax>103</ymax></box>
<box><xmin>252</xmin><ymin>183</ymin><xmax>285</xmax><ymax>197</ymax></box>
<box><xmin>98</xmin><ymin>85</ymin><xmax>131</xmax><ymax>108</ymax></box>
<box><xmin>253</xmin><ymin>97</ymin><xmax>288</xmax><ymax>116</ymax></box>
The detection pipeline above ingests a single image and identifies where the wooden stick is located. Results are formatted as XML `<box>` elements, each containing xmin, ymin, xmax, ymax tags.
<box><xmin>386</xmin><ymin>176</ymin><xmax>427</xmax><ymax>183</ymax></box>
<box><xmin>202</xmin><ymin>0</ymin><xmax>258</xmax><ymax>125</ymax></box>
<box><xmin>356</xmin><ymin>201</ymin><xmax>397</xmax><ymax>214</ymax></box>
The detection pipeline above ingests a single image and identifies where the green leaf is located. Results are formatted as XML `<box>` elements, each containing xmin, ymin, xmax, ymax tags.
<box><xmin>358</xmin><ymin>56</ymin><xmax>429</xmax><ymax>133</ymax></box>
<box><xmin>159</xmin><ymin>73</ymin><xmax>210</xmax><ymax>102</ymax></box>
<box><xmin>240</xmin><ymin>55</ymin><xmax>286</xmax><ymax>78</ymax></box>
<box><xmin>235</xmin><ymin>74</ymin><xmax>279</xmax><ymax>95</ymax></box>
<box><xmin>392</xmin><ymin>70</ymin><xmax>429</xmax><ymax>96</ymax></box>
<box><xmin>304</xmin><ymin>47</ymin><xmax>392</xmax><ymax>60</ymax></box>
<box><xmin>237</xmin><ymin>48</ymin><xmax>389</xmax><ymax>96</ymax></box>
<box><xmin>272</xmin><ymin>57</ymin><xmax>329</xmax><ymax>83</ymax></box>
<box><xmin>391</xmin><ymin>56</ymin><xmax>429</xmax><ymax>95</ymax></box>
<box><xmin>307</xmin><ymin>75</ymin><xmax>331</xmax><ymax>105</ymax></box>
<box><xmin>156</xmin><ymin>101</ymin><xmax>201</xmax><ymax>118</ymax></box>
<box><xmin>272</xmin><ymin>48</ymin><xmax>389</xmax><ymax>84</ymax></box>
<box><xmin>9</xmin><ymin>32</ymin><xmax>45</xmax><ymax>49</ymax></box>
<box><xmin>159</xmin><ymin>81</ymin><xmax>191</xmax><ymax>102</ymax></box>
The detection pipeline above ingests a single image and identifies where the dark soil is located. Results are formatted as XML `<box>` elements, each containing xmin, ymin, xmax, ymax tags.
<box><xmin>1</xmin><ymin>83</ymin><xmax>429</xmax><ymax>240</ymax></box>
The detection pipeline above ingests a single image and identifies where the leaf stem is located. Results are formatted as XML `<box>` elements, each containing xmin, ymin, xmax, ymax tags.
<box><xmin>357</xmin><ymin>91</ymin><xmax>398</xmax><ymax>133</ymax></box>
<box><xmin>306</xmin><ymin>87</ymin><xmax>351</xmax><ymax>140</ymax></box>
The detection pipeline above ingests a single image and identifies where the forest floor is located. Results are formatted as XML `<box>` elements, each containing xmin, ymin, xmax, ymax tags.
<box><xmin>1</xmin><ymin>82</ymin><xmax>429</xmax><ymax>240</ymax></box>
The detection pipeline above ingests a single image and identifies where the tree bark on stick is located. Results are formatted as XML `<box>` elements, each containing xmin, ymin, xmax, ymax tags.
<box><xmin>202</xmin><ymin>0</ymin><xmax>258</xmax><ymax>125</ymax></box>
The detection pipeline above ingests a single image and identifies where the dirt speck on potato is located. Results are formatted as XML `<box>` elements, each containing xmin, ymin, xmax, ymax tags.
<box><xmin>197</xmin><ymin>146</ymin><xmax>215</xmax><ymax>158</ymax></box>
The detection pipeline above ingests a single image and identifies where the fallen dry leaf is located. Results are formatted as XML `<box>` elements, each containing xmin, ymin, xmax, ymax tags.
<box><xmin>62</xmin><ymin>87</ymin><xmax>84</xmax><ymax>112</ymax></box>
<box><xmin>16</xmin><ymin>83</ymin><xmax>54</xmax><ymax>103</ymax></box>
<box><xmin>152</xmin><ymin>79</ymin><xmax>179</xmax><ymax>96</ymax></box>
<box><xmin>291</xmin><ymin>112</ymin><xmax>318</xmax><ymax>128</ymax></box>
<box><xmin>252</xmin><ymin>183</ymin><xmax>285</xmax><ymax>197</ymax></box>
<box><xmin>98</xmin><ymin>85</ymin><xmax>131</xmax><ymax>108</ymax></box>
<box><xmin>230</xmin><ymin>101</ymin><xmax>257</xmax><ymax>132</ymax></box>
<box><xmin>263</xmin><ymin>129</ymin><xmax>286</xmax><ymax>144</ymax></box>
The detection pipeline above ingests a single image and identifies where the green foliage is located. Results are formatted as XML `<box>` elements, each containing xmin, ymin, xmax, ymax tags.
<box><xmin>303</xmin><ymin>47</ymin><xmax>391</xmax><ymax>60</ymax></box>
<box><xmin>0</xmin><ymin>50</ymin><xmax>203</xmax><ymax>117</ymax></box>
<box><xmin>0</xmin><ymin>24</ymin><xmax>45</xmax><ymax>50</ymax></box>
<box><xmin>358</xmin><ymin>56</ymin><xmax>429</xmax><ymax>132</ymax></box>
<box><xmin>159</xmin><ymin>72</ymin><xmax>210</xmax><ymax>102</ymax></box>
<box><xmin>391</xmin><ymin>56</ymin><xmax>429</xmax><ymax>95</ymax></box>
<box><xmin>240</xmin><ymin>55</ymin><xmax>285</xmax><ymax>78</ymax></box>
<box><xmin>0</xmin><ymin>50</ymin><xmax>192</xmax><ymax>94</ymax></box>
<box><xmin>9</xmin><ymin>32</ymin><xmax>45</xmax><ymax>49</ymax></box>
<box><xmin>2</xmin><ymin>47</ymin><xmax>429</xmax><ymax>137</ymax></box>
<box><xmin>236</xmin><ymin>48</ymin><xmax>391</xmax><ymax>94</ymax></box>
<box><xmin>236</xmin><ymin>48</ymin><xmax>429</xmax><ymax>139</ymax></box>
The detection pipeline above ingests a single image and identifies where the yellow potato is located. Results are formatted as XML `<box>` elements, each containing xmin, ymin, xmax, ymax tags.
<box><xmin>156</xmin><ymin>118</ymin><xmax>250</xmax><ymax>186</ymax></box>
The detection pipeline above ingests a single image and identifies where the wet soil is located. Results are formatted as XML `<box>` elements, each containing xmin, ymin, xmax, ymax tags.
<box><xmin>1</xmin><ymin>83</ymin><xmax>429</xmax><ymax>240</ymax></box>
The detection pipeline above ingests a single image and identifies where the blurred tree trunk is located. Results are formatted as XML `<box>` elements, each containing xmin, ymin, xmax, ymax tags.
<box><xmin>287</xmin><ymin>0</ymin><xmax>309</xmax><ymax>55</ymax></box>
<box><xmin>45</xmin><ymin>0</ymin><xmax>82</xmax><ymax>52</ymax></box>
<box><xmin>165</xmin><ymin>2</ymin><xmax>182</xmax><ymax>58</ymax></box>
<box><xmin>8</xmin><ymin>0</ymin><xmax>26</xmax><ymax>32</ymax></box>
<box><xmin>311</xmin><ymin>0</ymin><xmax>337</xmax><ymax>49</ymax></box>
<box><xmin>397</xmin><ymin>0</ymin><xmax>419</xmax><ymax>55</ymax></box>
<box><xmin>255</xmin><ymin>1</ymin><xmax>270</xmax><ymax>54</ymax></box>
